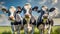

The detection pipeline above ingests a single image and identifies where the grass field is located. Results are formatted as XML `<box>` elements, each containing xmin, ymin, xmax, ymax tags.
<box><xmin>0</xmin><ymin>26</ymin><xmax>60</xmax><ymax>34</ymax></box>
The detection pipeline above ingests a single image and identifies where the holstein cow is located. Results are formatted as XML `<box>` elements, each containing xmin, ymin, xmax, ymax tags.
<box><xmin>33</xmin><ymin>6</ymin><xmax>59</xmax><ymax>34</ymax></box>
<box><xmin>22</xmin><ymin>3</ymin><xmax>36</xmax><ymax>34</ymax></box>
<box><xmin>2</xmin><ymin>6</ymin><xmax>22</xmax><ymax>34</ymax></box>
<box><xmin>35</xmin><ymin>5</ymin><xmax>48</xmax><ymax>34</ymax></box>
<box><xmin>34</xmin><ymin>5</ymin><xmax>53</xmax><ymax>34</ymax></box>
<box><xmin>2</xmin><ymin>6</ymin><xmax>16</xmax><ymax>34</ymax></box>
<box><xmin>48</xmin><ymin>7</ymin><xmax>59</xmax><ymax>34</ymax></box>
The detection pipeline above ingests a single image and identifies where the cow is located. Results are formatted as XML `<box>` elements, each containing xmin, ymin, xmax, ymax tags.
<box><xmin>2</xmin><ymin>6</ymin><xmax>23</xmax><ymax>34</ymax></box>
<box><xmin>33</xmin><ymin>5</ymin><xmax>54</xmax><ymax>34</ymax></box>
<box><xmin>22</xmin><ymin>3</ymin><xmax>36</xmax><ymax>34</ymax></box>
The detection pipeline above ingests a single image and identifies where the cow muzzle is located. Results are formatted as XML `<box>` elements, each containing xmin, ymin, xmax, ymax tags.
<box><xmin>9</xmin><ymin>16</ymin><xmax>15</xmax><ymax>21</ymax></box>
<box><xmin>25</xmin><ymin>14</ymin><xmax>31</xmax><ymax>19</ymax></box>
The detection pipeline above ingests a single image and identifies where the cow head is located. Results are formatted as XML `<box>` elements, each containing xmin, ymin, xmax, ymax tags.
<box><xmin>24</xmin><ymin>3</ymin><xmax>31</xmax><ymax>20</ymax></box>
<box><xmin>9</xmin><ymin>6</ymin><xmax>16</xmax><ymax>21</ymax></box>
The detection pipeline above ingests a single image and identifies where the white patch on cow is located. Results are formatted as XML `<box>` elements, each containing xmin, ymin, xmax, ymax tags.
<box><xmin>9</xmin><ymin>6</ymin><xmax>16</xmax><ymax>20</ymax></box>
<box><xmin>24</xmin><ymin>3</ymin><xmax>31</xmax><ymax>18</ymax></box>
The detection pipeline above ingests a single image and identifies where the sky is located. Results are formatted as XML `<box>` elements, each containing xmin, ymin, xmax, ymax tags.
<box><xmin>0</xmin><ymin>0</ymin><xmax>60</xmax><ymax>26</ymax></box>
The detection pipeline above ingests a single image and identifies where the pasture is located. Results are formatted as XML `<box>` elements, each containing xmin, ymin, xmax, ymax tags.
<box><xmin>0</xmin><ymin>26</ymin><xmax>60</xmax><ymax>34</ymax></box>
<box><xmin>0</xmin><ymin>18</ymin><xmax>60</xmax><ymax>34</ymax></box>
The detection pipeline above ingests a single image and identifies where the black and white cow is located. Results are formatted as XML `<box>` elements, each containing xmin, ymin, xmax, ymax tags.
<box><xmin>2</xmin><ymin>6</ymin><xmax>23</xmax><ymax>34</ymax></box>
<box><xmin>48</xmin><ymin>7</ymin><xmax>59</xmax><ymax>34</ymax></box>
<box><xmin>33</xmin><ymin>5</ymin><xmax>54</xmax><ymax>34</ymax></box>
<box><xmin>22</xmin><ymin>3</ymin><xmax>36</xmax><ymax>34</ymax></box>
<box><xmin>35</xmin><ymin>6</ymin><xmax>49</xmax><ymax>34</ymax></box>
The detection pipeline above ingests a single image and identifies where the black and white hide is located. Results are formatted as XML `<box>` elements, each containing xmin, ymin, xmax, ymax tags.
<box><xmin>22</xmin><ymin>3</ymin><xmax>35</xmax><ymax>34</ymax></box>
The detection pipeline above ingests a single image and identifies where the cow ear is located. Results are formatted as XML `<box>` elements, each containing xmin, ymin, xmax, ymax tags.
<box><xmin>2</xmin><ymin>8</ymin><xmax>8</xmax><ymax>13</ymax></box>
<box><xmin>49</xmin><ymin>7</ymin><xmax>55</xmax><ymax>12</ymax></box>
<box><xmin>32</xmin><ymin>6</ymin><xmax>38</xmax><ymax>11</ymax></box>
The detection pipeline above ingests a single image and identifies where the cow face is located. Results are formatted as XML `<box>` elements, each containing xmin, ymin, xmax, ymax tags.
<box><xmin>9</xmin><ymin>6</ymin><xmax>16</xmax><ymax>21</ymax></box>
<box><xmin>24</xmin><ymin>3</ymin><xmax>31</xmax><ymax>20</ymax></box>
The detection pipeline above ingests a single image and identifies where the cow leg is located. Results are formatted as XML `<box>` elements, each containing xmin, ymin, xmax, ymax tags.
<box><xmin>23</xmin><ymin>18</ymin><xmax>28</xmax><ymax>34</ymax></box>
<box><xmin>24</xmin><ymin>25</ymin><xmax>28</xmax><ymax>34</ymax></box>
<box><xmin>31</xmin><ymin>25</ymin><xmax>34</xmax><ymax>34</ymax></box>
<box><xmin>38</xmin><ymin>25</ymin><xmax>44</xmax><ymax>34</ymax></box>
<box><xmin>48</xmin><ymin>25</ymin><xmax>52</xmax><ymax>34</ymax></box>
<box><xmin>11</xmin><ymin>24</ymin><xmax>15</xmax><ymax>34</ymax></box>
<box><xmin>17</xmin><ymin>24</ymin><xmax>21</xmax><ymax>34</ymax></box>
<box><xmin>44</xmin><ymin>24</ymin><xmax>49</xmax><ymax>34</ymax></box>
<box><xmin>40</xmin><ymin>29</ymin><xmax>44</xmax><ymax>34</ymax></box>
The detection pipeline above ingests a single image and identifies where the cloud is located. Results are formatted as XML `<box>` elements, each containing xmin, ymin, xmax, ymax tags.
<box><xmin>38</xmin><ymin>0</ymin><xmax>47</xmax><ymax>4</ymax></box>
<box><xmin>0</xmin><ymin>5</ymin><xmax>6</xmax><ymax>10</ymax></box>
<box><xmin>0</xmin><ymin>5</ymin><xmax>7</xmax><ymax>11</ymax></box>
<box><xmin>0</xmin><ymin>2</ymin><xmax>5</xmax><ymax>5</ymax></box>
<box><xmin>38</xmin><ymin>0</ymin><xmax>58</xmax><ymax>5</ymax></box>
<box><xmin>0</xmin><ymin>2</ymin><xmax>7</xmax><ymax>10</ymax></box>
<box><xmin>52</xmin><ymin>0</ymin><xmax>58</xmax><ymax>4</ymax></box>
<box><xmin>27</xmin><ymin>0</ymin><xmax>31</xmax><ymax>2</ymax></box>
<box><xmin>48</xmin><ymin>0</ymin><xmax>58</xmax><ymax>5</ymax></box>
<box><xmin>55</xmin><ymin>12</ymin><xmax>60</xmax><ymax>18</ymax></box>
<box><xmin>0</xmin><ymin>14</ymin><xmax>10</xmax><ymax>26</ymax></box>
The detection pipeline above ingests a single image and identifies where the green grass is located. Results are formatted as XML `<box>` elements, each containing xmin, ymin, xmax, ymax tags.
<box><xmin>0</xmin><ymin>26</ymin><xmax>60</xmax><ymax>34</ymax></box>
